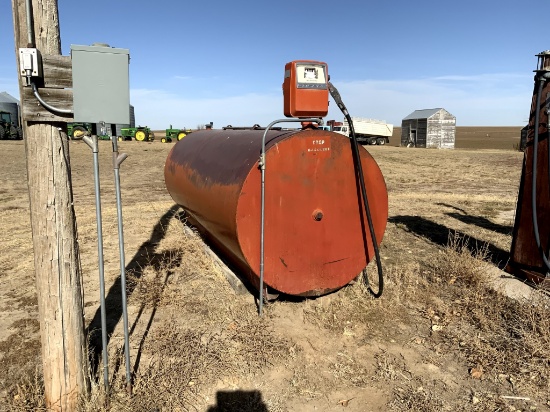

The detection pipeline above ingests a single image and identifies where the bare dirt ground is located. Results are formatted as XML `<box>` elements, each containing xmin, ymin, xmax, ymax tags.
<box><xmin>1</xmin><ymin>127</ymin><xmax>549</xmax><ymax>411</ymax></box>
<box><xmin>390</xmin><ymin>126</ymin><xmax>524</xmax><ymax>150</ymax></box>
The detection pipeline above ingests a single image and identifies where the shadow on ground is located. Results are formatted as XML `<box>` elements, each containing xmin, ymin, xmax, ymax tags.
<box><xmin>436</xmin><ymin>202</ymin><xmax>512</xmax><ymax>235</ymax></box>
<box><xmin>86</xmin><ymin>204</ymin><xmax>182</xmax><ymax>381</ymax></box>
<box><xmin>389</xmin><ymin>215</ymin><xmax>509</xmax><ymax>268</ymax></box>
<box><xmin>206</xmin><ymin>390</ymin><xmax>268</xmax><ymax>412</ymax></box>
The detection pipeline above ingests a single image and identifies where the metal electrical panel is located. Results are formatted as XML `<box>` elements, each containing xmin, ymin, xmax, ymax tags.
<box><xmin>71</xmin><ymin>44</ymin><xmax>130</xmax><ymax>124</ymax></box>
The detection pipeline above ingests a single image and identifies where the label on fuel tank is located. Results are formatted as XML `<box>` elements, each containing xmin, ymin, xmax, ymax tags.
<box><xmin>305</xmin><ymin>136</ymin><xmax>331</xmax><ymax>158</ymax></box>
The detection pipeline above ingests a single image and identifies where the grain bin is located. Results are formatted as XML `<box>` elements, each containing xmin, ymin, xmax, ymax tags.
<box><xmin>0</xmin><ymin>92</ymin><xmax>20</xmax><ymax>128</ymax></box>
<box><xmin>114</xmin><ymin>105</ymin><xmax>135</xmax><ymax>137</ymax></box>
<box><xmin>164</xmin><ymin>128</ymin><xmax>388</xmax><ymax>296</ymax></box>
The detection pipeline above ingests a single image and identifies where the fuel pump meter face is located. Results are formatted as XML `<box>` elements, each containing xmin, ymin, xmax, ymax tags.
<box><xmin>283</xmin><ymin>60</ymin><xmax>329</xmax><ymax>118</ymax></box>
<box><xmin>296</xmin><ymin>63</ymin><xmax>327</xmax><ymax>89</ymax></box>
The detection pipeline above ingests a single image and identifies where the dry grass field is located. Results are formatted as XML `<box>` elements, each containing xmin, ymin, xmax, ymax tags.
<box><xmin>1</xmin><ymin>127</ymin><xmax>549</xmax><ymax>411</ymax></box>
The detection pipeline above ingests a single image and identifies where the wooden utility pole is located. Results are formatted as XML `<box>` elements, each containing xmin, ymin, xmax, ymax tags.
<box><xmin>11</xmin><ymin>0</ymin><xmax>89</xmax><ymax>410</ymax></box>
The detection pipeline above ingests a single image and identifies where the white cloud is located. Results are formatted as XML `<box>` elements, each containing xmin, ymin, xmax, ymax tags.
<box><xmin>131</xmin><ymin>72</ymin><xmax>533</xmax><ymax>129</ymax></box>
<box><xmin>131</xmin><ymin>88</ymin><xmax>282</xmax><ymax>129</ymax></box>
<box><xmin>432</xmin><ymin>73</ymin><xmax>526</xmax><ymax>83</ymax></box>
<box><xmin>330</xmin><ymin>73</ymin><xmax>532</xmax><ymax>126</ymax></box>
<box><xmin>3</xmin><ymin>72</ymin><xmax>533</xmax><ymax>129</ymax></box>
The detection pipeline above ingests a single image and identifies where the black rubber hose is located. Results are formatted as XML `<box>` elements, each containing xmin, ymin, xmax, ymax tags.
<box><xmin>531</xmin><ymin>78</ymin><xmax>550</xmax><ymax>272</ymax></box>
<box><xmin>328</xmin><ymin>82</ymin><xmax>384</xmax><ymax>297</ymax></box>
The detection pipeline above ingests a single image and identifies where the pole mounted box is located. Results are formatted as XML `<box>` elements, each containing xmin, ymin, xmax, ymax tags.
<box><xmin>71</xmin><ymin>44</ymin><xmax>130</xmax><ymax>124</ymax></box>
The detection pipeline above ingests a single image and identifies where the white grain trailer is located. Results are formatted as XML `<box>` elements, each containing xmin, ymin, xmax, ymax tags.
<box><xmin>333</xmin><ymin>117</ymin><xmax>393</xmax><ymax>145</ymax></box>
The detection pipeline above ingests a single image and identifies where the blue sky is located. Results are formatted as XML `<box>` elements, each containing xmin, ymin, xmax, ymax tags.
<box><xmin>0</xmin><ymin>0</ymin><xmax>546</xmax><ymax>128</ymax></box>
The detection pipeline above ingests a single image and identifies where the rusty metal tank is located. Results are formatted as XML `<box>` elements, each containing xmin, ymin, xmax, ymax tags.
<box><xmin>164</xmin><ymin>127</ymin><xmax>388</xmax><ymax>296</ymax></box>
<box><xmin>507</xmin><ymin>51</ymin><xmax>550</xmax><ymax>284</ymax></box>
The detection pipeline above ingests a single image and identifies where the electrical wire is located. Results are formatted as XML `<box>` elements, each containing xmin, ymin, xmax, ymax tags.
<box><xmin>328</xmin><ymin>82</ymin><xmax>384</xmax><ymax>297</ymax></box>
<box><xmin>25</xmin><ymin>0</ymin><xmax>34</xmax><ymax>47</ymax></box>
<box><xmin>25</xmin><ymin>0</ymin><xmax>72</xmax><ymax>115</ymax></box>
<box><xmin>31</xmin><ymin>82</ymin><xmax>73</xmax><ymax>115</ymax></box>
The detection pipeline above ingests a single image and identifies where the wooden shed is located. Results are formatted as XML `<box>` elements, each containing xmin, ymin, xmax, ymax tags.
<box><xmin>401</xmin><ymin>108</ymin><xmax>456</xmax><ymax>149</ymax></box>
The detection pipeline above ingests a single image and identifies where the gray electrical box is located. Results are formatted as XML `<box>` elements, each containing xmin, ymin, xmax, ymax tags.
<box><xmin>71</xmin><ymin>44</ymin><xmax>130</xmax><ymax>124</ymax></box>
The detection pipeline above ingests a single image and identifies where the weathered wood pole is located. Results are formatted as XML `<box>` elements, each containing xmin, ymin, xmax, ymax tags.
<box><xmin>11</xmin><ymin>0</ymin><xmax>89</xmax><ymax>410</ymax></box>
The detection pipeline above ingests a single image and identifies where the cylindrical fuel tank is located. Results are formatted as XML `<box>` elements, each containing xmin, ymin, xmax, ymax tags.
<box><xmin>164</xmin><ymin>128</ymin><xmax>388</xmax><ymax>296</ymax></box>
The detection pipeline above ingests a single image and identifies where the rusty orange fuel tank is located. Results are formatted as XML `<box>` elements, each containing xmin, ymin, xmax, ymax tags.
<box><xmin>164</xmin><ymin>128</ymin><xmax>388</xmax><ymax>296</ymax></box>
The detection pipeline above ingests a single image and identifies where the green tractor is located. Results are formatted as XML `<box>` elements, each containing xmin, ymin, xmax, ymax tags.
<box><xmin>119</xmin><ymin>126</ymin><xmax>154</xmax><ymax>142</ymax></box>
<box><xmin>0</xmin><ymin>111</ymin><xmax>23</xmax><ymax>140</ymax></box>
<box><xmin>67</xmin><ymin>122</ymin><xmax>92</xmax><ymax>140</ymax></box>
<box><xmin>161</xmin><ymin>125</ymin><xmax>192</xmax><ymax>143</ymax></box>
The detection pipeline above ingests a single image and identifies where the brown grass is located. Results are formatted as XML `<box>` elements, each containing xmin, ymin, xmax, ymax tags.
<box><xmin>78</xmin><ymin>226</ymin><xmax>292</xmax><ymax>411</ymax></box>
<box><xmin>1</xmin><ymin>135</ymin><xmax>550</xmax><ymax>411</ymax></box>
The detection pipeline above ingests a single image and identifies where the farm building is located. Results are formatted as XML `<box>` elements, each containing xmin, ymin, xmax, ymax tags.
<box><xmin>0</xmin><ymin>91</ymin><xmax>21</xmax><ymax>128</ymax></box>
<box><xmin>401</xmin><ymin>108</ymin><xmax>456</xmax><ymax>149</ymax></box>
